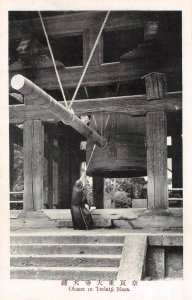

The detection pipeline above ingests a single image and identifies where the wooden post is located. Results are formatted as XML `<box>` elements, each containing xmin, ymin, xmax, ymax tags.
<box><xmin>144</xmin><ymin>72</ymin><xmax>168</xmax><ymax>209</ymax></box>
<box><xmin>83</xmin><ymin>28</ymin><xmax>103</xmax><ymax>66</ymax></box>
<box><xmin>93</xmin><ymin>177</ymin><xmax>104</xmax><ymax>208</ymax></box>
<box><xmin>23</xmin><ymin>119</ymin><xmax>44</xmax><ymax>211</ymax></box>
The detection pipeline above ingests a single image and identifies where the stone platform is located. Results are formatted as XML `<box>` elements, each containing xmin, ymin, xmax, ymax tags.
<box><xmin>10</xmin><ymin>208</ymin><xmax>183</xmax><ymax>232</ymax></box>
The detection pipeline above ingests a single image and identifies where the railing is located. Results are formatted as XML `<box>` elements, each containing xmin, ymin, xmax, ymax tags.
<box><xmin>168</xmin><ymin>188</ymin><xmax>183</xmax><ymax>207</ymax></box>
<box><xmin>10</xmin><ymin>191</ymin><xmax>24</xmax><ymax>209</ymax></box>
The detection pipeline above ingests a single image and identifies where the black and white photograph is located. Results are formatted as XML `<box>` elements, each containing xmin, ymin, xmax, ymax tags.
<box><xmin>0</xmin><ymin>1</ymin><xmax>192</xmax><ymax>299</ymax></box>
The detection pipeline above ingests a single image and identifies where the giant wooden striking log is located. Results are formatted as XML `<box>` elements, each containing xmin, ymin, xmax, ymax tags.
<box><xmin>11</xmin><ymin>74</ymin><xmax>107</xmax><ymax>149</ymax></box>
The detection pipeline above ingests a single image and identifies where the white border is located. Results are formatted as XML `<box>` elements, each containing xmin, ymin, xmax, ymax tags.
<box><xmin>1</xmin><ymin>1</ymin><xmax>192</xmax><ymax>299</ymax></box>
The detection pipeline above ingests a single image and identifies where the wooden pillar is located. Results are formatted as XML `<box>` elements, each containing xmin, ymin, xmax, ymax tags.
<box><xmin>93</xmin><ymin>177</ymin><xmax>104</xmax><ymax>208</ymax></box>
<box><xmin>83</xmin><ymin>28</ymin><xmax>103</xmax><ymax>66</ymax></box>
<box><xmin>144</xmin><ymin>72</ymin><xmax>168</xmax><ymax>209</ymax></box>
<box><xmin>23</xmin><ymin>120</ymin><xmax>44</xmax><ymax>211</ymax></box>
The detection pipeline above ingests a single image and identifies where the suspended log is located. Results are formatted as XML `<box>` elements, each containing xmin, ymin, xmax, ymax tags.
<box><xmin>11</xmin><ymin>74</ymin><xmax>107</xmax><ymax>149</ymax></box>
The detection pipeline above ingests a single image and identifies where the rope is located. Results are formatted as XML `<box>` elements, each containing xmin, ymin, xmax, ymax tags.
<box><xmin>100</xmin><ymin>112</ymin><xmax>104</xmax><ymax>136</ymax></box>
<box><xmin>38</xmin><ymin>11</ymin><xmax>68</xmax><ymax>108</ymax></box>
<box><xmin>104</xmin><ymin>114</ymin><xmax>110</xmax><ymax>130</ymax></box>
<box><xmin>68</xmin><ymin>11</ymin><xmax>110</xmax><ymax>109</ymax></box>
<box><xmin>84</xmin><ymin>87</ymin><xmax>89</xmax><ymax>98</ymax></box>
<box><xmin>92</xmin><ymin>114</ymin><xmax>98</xmax><ymax>130</ymax></box>
<box><xmin>79</xmin><ymin>144</ymin><xmax>96</xmax><ymax>181</ymax></box>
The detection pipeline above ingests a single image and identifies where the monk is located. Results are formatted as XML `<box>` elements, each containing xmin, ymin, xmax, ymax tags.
<box><xmin>71</xmin><ymin>180</ymin><xmax>94</xmax><ymax>230</ymax></box>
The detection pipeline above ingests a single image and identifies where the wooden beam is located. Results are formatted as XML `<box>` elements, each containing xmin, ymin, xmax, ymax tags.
<box><xmin>9</xmin><ymin>11</ymin><xmax>146</xmax><ymax>41</ymax></box>
<box><xmin>144</xmin><ymin>73</ymin><xmax>168</xmax><ymax>209</ymax></box>
<box><xmin>9</xmin><ymin>57</ymin><xmax>181</xmax><ymax>91</ymax></box>
<box><xmin>9</xmin><ymin>91</ymin><xmax>182</xmax><ymax>124</ymax></box>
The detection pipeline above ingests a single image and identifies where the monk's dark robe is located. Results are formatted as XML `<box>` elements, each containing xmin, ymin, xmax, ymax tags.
<box><xmin>71</xmin><ymin>187</ymin><xmax>94</xmax><ymax>230</ymax></box>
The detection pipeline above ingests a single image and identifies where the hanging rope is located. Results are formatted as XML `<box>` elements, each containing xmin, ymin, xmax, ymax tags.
<box><xmin>100</xmin><ymin>112</ymin><xmax>104</xmax><ymax>136</ymax></box>
<box><xmin>79</xmin><ymin>144</ymin><xmax>96</xmax><ymax>182</ymax></box>
<box><xmin>104</xmin><ymin>114</ymin><xmax>110</xmax><ymax>130</ymax></box>
<box><xmin>92</xmin><ymin>114</ymin><xmax>98</xmax><ymax>130</ymax></box>
<box><xmin>68</xmin><ymin>11</ymin><xmax>110</xmax><ymax>109</ymax></box>
<box><xmin>38</xmin><ymin>11</ymin><xmax>68</xmax><ymax>108</ymax></box>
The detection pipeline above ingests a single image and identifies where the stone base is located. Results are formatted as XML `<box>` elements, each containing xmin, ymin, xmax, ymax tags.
<box><xmin>10</xmin><ymin>208</ymin><xmax>183</xmax><ymax>232</ymax></box>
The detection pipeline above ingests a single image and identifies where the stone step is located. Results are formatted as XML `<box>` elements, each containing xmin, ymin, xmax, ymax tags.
<box><xmin>10</xmin><ymin>235</ymin><xmax>125</xmax><ymax>244</ymax></box>
<box><xmin>11</xmin><ymin>243</ymin><xmax>123</xmax><ymax>255</ymax></box>
<box><xmin>10</xmin><ymin>266</ymin><xmax>118</xmax><ymax>280</ymax></box>
<box><xmin>11</xmin><ymin>254</ymin><xmax>121</xmax><ymax>267</ymax></box>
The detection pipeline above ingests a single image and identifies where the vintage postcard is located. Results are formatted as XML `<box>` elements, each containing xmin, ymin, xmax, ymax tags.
<box><xmin>0</xmin><ymin>0</ymin><xmax>192</xmax><ymax>299</ymax></box>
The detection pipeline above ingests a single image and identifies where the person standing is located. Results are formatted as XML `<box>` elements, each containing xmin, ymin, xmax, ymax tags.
<box><xmin>71</xmin><ymin>180</ymin><xmax>94</xmax><ymax>230</ymax></box>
